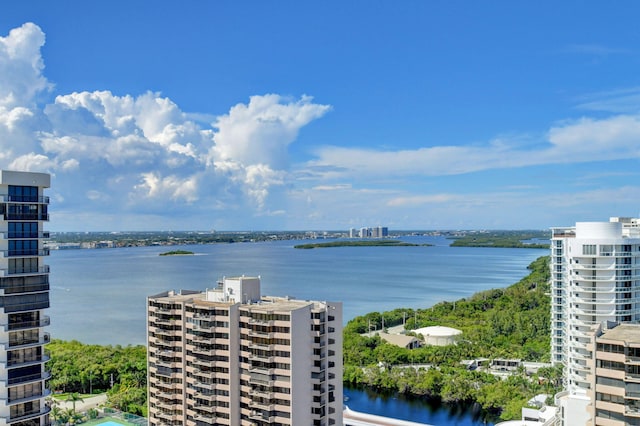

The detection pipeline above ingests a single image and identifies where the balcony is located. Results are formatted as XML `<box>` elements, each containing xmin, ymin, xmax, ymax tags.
<box><xmin>150</xmin><ymin>327</ymin><xmax>180</xmax><ymax>337</ymax></box>
<box><xmin>625</xmin><ymin>405</ymin><xmax>640</xmax><ymax>417</ymax></box>
<box><xmin>250</xmin><ymin>388</ymin><xmax>274</xmax><ymax>398</ymax></box>
<box><xmin>600</xmin><ymin>251</ymin><xmax>634</xmax><ymax>257</ymax></box>
<box><xmin>153</xmin><ymin>381</ymin><xmax>179</xmax><ymax>392</ymax></box>
<box><xmin>249</xmin><ymin>376</ymin><xmax>271</xmax><ymax>386</ymax></box>
<box><xmin>249</xmin><ymin>366</ymin><xmax>274</xmax><ymax>375</ymax></box>
<box><xmin>249</xmin><ymin>354</ymin><xmax>274</xmax><ymax>362</ymax></box>
<box><xmin>154</xmin><ymin>400</ymin><xmax>179</xmax><ymax>411</ymax></box>
<box><xmin>249</xmin><ymin>411</ymin><xmax>275</xmax><ymax>423</ymax></box>
<box><xmin>1</xmin><ymin>371</ymin><xmax>51</xmax><ymax>386</ymax></box>
<box><xmin>154</xmin><ymin>411</ymin><xmax>180</xmax><ymax>423</ymax></box>
<box><xmin>190</xmin><ymin>346</ymin><xmax>225</xmax><ymax>357</ymax></box>
<box><xmin>154</xmin><ymin>359</ymin><xmax>181</xmax><ymax>369</ymax></box>
<box><xmin>251</xmin><ymin>400</ymin><xmax>274</xmax><ymax>411</ymax></box>
<box><xmin>0</xmin><ymin>249</ymin><xmax>50</xmax><ymax>258</ymax></box>
<box><xmin>1</xmin><ymin>333</ymin><xmax>50</xmax><ymax>350</ymax></box>
<box><xmin>248</xmin><ymin>329</ymin><xmax>272</xmax><ymax>338</ymax></box>
<box><xmin>249</xmin><ymin>342</ymin><xmax>275</xmax><ymax>351</ymax></box>
<box><xmin>192</xmin><ymin>402</ymin><xmax>218</xmax><ymax>414</ymax></box>
<box><xmin>2</xmin><ymin>354</ymin><xmax>50</xmax><ymax>369</ymax></box>
<box><xmin>0</xmin><ymin>232</ymin><xmax>50</xmax><ymax>239</ymax></box>
<box><xmin>249</xmin><ymin>318</ymin><xmax>275</xmax><ymax>326</ymax></box>
<box><xmin>194</xmin><ymin>381</ymin><xmax>216</xmax><ymax>391</ymax></box>
<box><xmin>1</xmin><ymin>195</ymin><xmax>50</xmax><ymax>204</ymax></box>
<box><xmin>0</xmin><ymin>266</ymin><xmax>50</xmax><ymax>278</ymax></box>
<box><xmin>1</xmin><ymin>316</ymin><xmax>50</xmax><ymax>332</ymax></box>
<box><xmin>2</xmin><ymin>388</ymin><xmax>51</xmax><ymax>406</ymax></box>
<box><xmin>193</xmin><ymin>391</ymin><xmax>218</xmax><ymax>403</ymax></box>
<box><xmin>187</xmin><ymin>322</ymin><xmax>215</xmax><ymax>332</ymax></box>
<box><xmin>4</xmin><ymin>213</ymin><xmax>49</xmax><ymax>221</ymax></box>
<box><xmin>3</xmin><ymin>405</ymin><xmax>51</xmax><ymax>424</ymax></box>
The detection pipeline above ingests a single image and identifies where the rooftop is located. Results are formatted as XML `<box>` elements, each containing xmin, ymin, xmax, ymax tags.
<box><xmin>598</xmin><ymin>323</ymin><xmax>640</xmax><ymax>345</ymax></box>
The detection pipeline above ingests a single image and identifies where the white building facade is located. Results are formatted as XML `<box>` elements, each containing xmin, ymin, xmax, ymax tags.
<box><xmin>0</xmin><ymin>171</ymin><xmax>51</xmax><ymax>426</ymax></box>
<box><xmin>552</xmin><ymin>218</ymin><xmax>640</xmax><ymax>393</ymax></box>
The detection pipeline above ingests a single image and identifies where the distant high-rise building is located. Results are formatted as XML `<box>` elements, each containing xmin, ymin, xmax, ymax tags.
<box><xmin>358</xmin><ymin>227</ymin><xmax>368</xmax><ymax>238</ymax></box>
<box><xmin>371</xmin><ymin>227</ymin><xmax>388</xmax><ymax>238</ymax></box>
<box><xmin>147</xmin><ymin>276</ymin><xmax>343</xmax><ymax>426</ymax></box>
<box><xmin>551</xmin><ymin>217</ymin><xmax>640</xmax><ymax>425</ymax></box>
<box><xmin>0</xmin><ymin>171</ymin><xmax>51</xmax><ymax>426</ymax></box>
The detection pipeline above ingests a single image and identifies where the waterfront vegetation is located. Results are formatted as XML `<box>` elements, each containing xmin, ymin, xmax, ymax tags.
<box><xmin>46</xmin><ymin>255</ymin><xmax>556</xmax><ymax>421</ymax></box>
<box><xmin>46</xmin><ymin>340</ymin><xmax>147</xmax><ymax>416</ymax></box>
<box><xmin>294</xmin><ymin>240</ymin><xmax>429</xmax><ymax>249</ymax></box>
<box><xmin>159</xmin><ymin>250</ymin><xmax>194</xmax><ymax>256</ymax></box>
<box><xmin>343</xmin><ymin>256</ymin><xmax>561</xmax><ymax>421</ymax></box>
<box><xmin>449</xmin><ymin>230</ymin><xmax>549</xmax><ymax>249</ymax></box>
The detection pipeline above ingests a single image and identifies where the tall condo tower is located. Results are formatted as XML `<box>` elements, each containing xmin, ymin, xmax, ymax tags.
<box><xmin>0</xmin><ymin>171</ymin><xmax>51</xmax><ymax>426</ymax></box>
<box><xmin>147</xmin><ymin>276</ymin><xmax>343</xmax><ymax>426</ymax></box>
<box><xmin>551</xmin><ymin>217</ymin><xmax>640</xmax><ymax>395</ymax></box>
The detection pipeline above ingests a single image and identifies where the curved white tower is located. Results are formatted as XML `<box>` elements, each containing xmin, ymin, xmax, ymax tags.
<box><xmin>551</xmin><ymin>218</ymin><xmax>640</xmax><ymax>394</ymax></box>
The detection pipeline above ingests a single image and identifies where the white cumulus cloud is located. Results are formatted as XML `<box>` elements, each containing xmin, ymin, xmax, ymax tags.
<box><xmin>211</xmin><ymin>94</ymin><xmax>331</xmax><ymax>169</ymax></box>
<box><xmin>0</xmin><ymin>23</ymin><xmax>332</xmax><ymax>229</ymax></box>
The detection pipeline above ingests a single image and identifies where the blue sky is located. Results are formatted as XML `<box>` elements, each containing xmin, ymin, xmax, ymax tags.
<box><xmin>1</xmin><ymin>2</ymin><xmax>640</xmax><ymax>231</ymax></box>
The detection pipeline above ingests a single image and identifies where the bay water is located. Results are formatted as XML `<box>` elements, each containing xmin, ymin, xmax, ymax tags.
<box><xmin>47</xmin><ymin>235</ymin><xmax>545</xmax><ymax>425</ymax></box>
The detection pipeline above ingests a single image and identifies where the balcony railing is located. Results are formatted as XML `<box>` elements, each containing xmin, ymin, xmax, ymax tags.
<box><xmin>3</xmin><ymin>354</ymin><xmax>50</xmax><ymax>369</ymax></box>
<box><xmin>0</xmin><ymin>266</ymin><xmax>49</xmax><ymax>277</ymax></box>
<box><xmin>2</xmin><ymin>388</ymin><xmax>51</xmax><ymax>406</ymax></box>
<box><xmin>0</xmin><ymin>316</ymin><xmax>51</xmax><ymax>331</ymax></box>
<box><xmin>3</xmin><ymin>405</ymin><xmax>51</xmax><ymax>423</ymax></box>
<box><xmin>1</xmin><ymin>333</ymin><xmax>50</xmax><ymax>350</ymax></box>
<box><xmin>1</xmin><ymin>371</ymin><xmax>51</xmax><ymax>386</ymax></box>
<box><xmin>4</xmin><ymin>214</ymin><xmax>49</xmax><ymax>221</ymax></box>
<box><xmin>0</xmin><ymin>232</ymin><xmax>50</xmax><ymax>239</ymax></box>
<box><xmin>0</xmin><ymin>195</ymin><xmax>49</xmax><ymax>204</ymax></box>
<box><xmin>1</xmin><ymin>249</ymin><xmax>50</xmax><ymax>258</ymax></box>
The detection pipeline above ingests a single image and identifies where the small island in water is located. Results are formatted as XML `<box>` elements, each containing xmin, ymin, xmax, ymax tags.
<box><xmin>294</xmin><ymin>240</ymin><xmax>432</xmax><ymax>249</ymax></box>
<box><xmin>159</xmin><ymin>250</ymin><xmax>194</xmax><ymax>256</ymax></box>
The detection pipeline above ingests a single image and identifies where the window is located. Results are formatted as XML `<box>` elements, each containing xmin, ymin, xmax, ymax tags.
<box><xmin>8</xmin><ymin>223</ymin><xmax>38</xmax><ymax>239</ymax></box>
<box><xmin>8</xmin><ymin>258</ymin><xmax>39</xmax><ymax>275</ymax></box>
<box><xmin>8</xmin><ymin>186</ymin><xmax>38</xmax><ymax>202</ymax></box>
<box><xmin>583</xmin><ymin>245</ymin><xmax>597</xmax><ymax>255</ymax></box>
<box><xmin>9</xmin><ymin>240</ymin><xmax>38</xmax><ymax>256</ymax></box>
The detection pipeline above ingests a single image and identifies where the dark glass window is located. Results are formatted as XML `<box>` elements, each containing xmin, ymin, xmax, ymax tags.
<box><xmin>8</xmin><ymin>223</ymin><xmax>38</xmax><ymax>239</ymax></box>
<box><xmin>8</xmin><ymin>186</ymin><xmax>38</xmax><ymax>202</ymax></box>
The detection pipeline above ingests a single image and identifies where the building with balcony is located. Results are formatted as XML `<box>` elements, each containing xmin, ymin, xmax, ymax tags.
<box><xmin>551</xmin><ymin>217</ymin><xmax>640</xmax><ymax>425</ymax></box>
<box><xmin>588</xmin><ymin>322</ymin><xmax>640</xmax><ymax>425</ymax></box>
<box><xmin>0</xmin><ymin>171</ymin><xmax>51</xmax><ymax>426</ymax></box>
<box><xmin>147</xmin><ymin>276</ymin><xmax>343</xmax><ymax>426</ymax></box>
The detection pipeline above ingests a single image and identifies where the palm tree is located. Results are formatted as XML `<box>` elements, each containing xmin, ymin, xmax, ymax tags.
<box><xmin>51</xmin><ymin>406</ymin><xmax>70</xmax><ymax>426</ymax></box>
<box><xmin>66</xmin><ymin>392</ymin><xmax>84</xmax><ymax>412</ymax></box>
<box><xmin>66</xmin><ymin>408</ymin><xmax>84</xmax><ymax>425</ymax></box>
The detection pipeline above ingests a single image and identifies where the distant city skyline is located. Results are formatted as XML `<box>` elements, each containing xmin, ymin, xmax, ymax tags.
<box><xmin>2</xmin><ymin>2</ymin><xmax>640</xmax><ymax>231</ymax></box>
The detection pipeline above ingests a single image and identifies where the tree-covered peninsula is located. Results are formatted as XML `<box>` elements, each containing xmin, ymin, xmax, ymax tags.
<box><xmin>294</xmin><ymin>240</ymin><xmax>430</xmax><ymax>249</ymax></box>
<box><xmin>449</xmin><ymin>230</ymin><xmax>549</xmax><ymax>249</ymax></box>
<box><xmin>343</xmin><ymin>256</ymin><xmax>560</xmax><ymax>421</ymax></box>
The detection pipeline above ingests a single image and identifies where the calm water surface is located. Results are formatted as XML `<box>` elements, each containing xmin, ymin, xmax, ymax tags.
<box><xmin>344</xmin><ymin>386</ymin><xmax>492</xmax><ymax>426</ymax></box>
<box><xmin>48</xmin><ymin>236</ymin><xmax>542</xmax><ymax>345</ymax></box>
<box><xmin>47</xmin><ymin>236</ymin><xmax>543</xmax><ymax>426</ymax></box>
